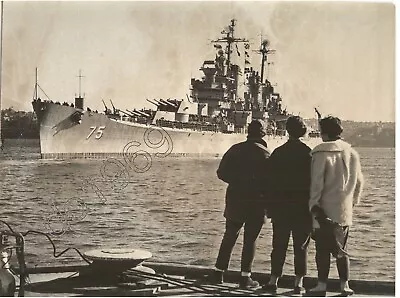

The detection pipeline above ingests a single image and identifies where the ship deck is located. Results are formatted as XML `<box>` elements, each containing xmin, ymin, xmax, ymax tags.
<box><xmin>19</xmin><ymin>262</ymin><xmax>394</xmax><ymax>297</ymax></box>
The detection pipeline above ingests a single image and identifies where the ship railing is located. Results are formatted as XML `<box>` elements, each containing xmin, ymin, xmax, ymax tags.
<box><xmin>275</xmin><ymin>129</ymin><xmax>287</xmax><ymax>136</ymax></box>
<box><xmin>266</xmin><ymin>128</ymin><xmax>276</xmax><ymax>136</ymax></box>
<box><xmin>136</xmin><ymin>118</ymin><xmax>149</xmax><ymax>125</ymax></box>
<box><xmin>263</xmin><ymin>128</ymin><xmax>288</xmax><ymax>139</ymax></box>
<box><xmin>233</xmin><ymin>126</ymin><xmax>246</xmax><ymax>134</ymax></box>
<box><xmin>119</xmin><ymin>115</ymin><xmax>151</xmax><ymax>125</ymax></box>
<box><xmin>308</xmin><ymin>131</ymin><xmax>321</xmax><ymax>138</ymax></box>
<box><xmin>155</xmin><ymin>119</ymin><xmax>223</xmax><ymax>133</ymax></box>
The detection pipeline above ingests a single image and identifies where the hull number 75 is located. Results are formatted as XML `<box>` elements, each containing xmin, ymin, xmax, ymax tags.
<box><xmin>87</xmin><ymin>126</ymin><xmax>106</xmax><ymax>139</ymax></box>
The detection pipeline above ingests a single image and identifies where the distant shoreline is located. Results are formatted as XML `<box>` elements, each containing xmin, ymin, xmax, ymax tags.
<box><xmin>2</xmin><ymin>138</ymin><xmax>394</xmax><ymax>149</ymax></box>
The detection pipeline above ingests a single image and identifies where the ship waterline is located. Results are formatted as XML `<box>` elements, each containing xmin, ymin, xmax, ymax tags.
<box><xmin>34</xmin><ymin>102</ymin><xmax>321</xmax><ymax>159</ymax></box>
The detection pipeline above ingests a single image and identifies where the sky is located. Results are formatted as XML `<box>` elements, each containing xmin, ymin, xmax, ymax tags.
<box><xmin>0</xmin><ymin>1</ymin><xmax>395</xmax><ymax>122</ymax></box>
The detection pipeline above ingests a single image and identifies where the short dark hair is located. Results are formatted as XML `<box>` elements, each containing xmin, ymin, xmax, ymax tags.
<box><xmin>286</xmin><ymin>116</ymin><xmax>307</xmax><ymax>138</ymax></box>
<box><xmin>248</xmin><ymin>119</ymin><xmax>267</xmax><ymax>138</ymax></box>
<box><xmin>319</xmin><ymin>116</ymin><xmax>343</xmax><ymax>139</ymax></box>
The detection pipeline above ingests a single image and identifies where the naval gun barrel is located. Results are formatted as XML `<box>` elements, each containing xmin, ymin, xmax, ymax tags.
<box><xmin>120</xmin><ymin>110</ymin><xmax>134</xmax><ymax>117</ymax></box>
<box><xmin>137</xmin><ymin>110</ymin><xmax>151</xmax><ymax>117</ymax></box>
<box><xmin>128</xmin><ymin>109</ymin><xmax>150</xmax><ymax>117</ymax></box>
<box><xmin>126</xmin><ymin>109</ymin><xmax>141</xmax><ymax>117</ymax></box>
<box><xmin>147</xmin><ymin>99</ymin><xmax>160</xmax><ymax>107</ymax></box>
<box><xmin>102</xmin><ymin>99</ymin><xmax>111</xmax><ymax>114</ymax></box>
<box><xmin>109</xmin><ymin>99</ymin><xmax>119</xmax><ymax>114</ymax></box>
<box><xmin>160</xmin><ymin>99</ymin><xmax>177</xmax><ymax>107</ymax></box>
<box><xmin>153</xmin><ymin>99</ymin><xmax>168</xmax><ymax>106</ymax></box>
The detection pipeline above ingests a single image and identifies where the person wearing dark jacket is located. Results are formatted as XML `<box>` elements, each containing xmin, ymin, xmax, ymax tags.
<box><xmin>262</xmin><ymin>116</ymin><xmax>312</xmax><ymax>295</ymax></box>
<box><xmin>211</xmin><ymin>119</ymin><xmax>271</xmax><ymax>289</ymax></box>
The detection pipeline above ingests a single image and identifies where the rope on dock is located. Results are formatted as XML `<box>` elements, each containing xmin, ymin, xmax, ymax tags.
<box><xmin>22</xmin><ymin>230</ymin><xmax>92</xmax><ymax>264</ymax></box>
<box><xmin>0</xmin><ymin>220</ymin><xmax>92</xmax><ymax>265</ymax></box>
<box><xmin>123</xmin><ymin>267</ymin><xmax>239</xmax><ymax>296</ymax></box>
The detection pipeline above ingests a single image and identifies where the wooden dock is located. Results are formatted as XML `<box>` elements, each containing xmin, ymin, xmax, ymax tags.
<box><xmin>18</xmin><ymin>262</ymin><xmax>394</xmax><ymax>297</ymax></box>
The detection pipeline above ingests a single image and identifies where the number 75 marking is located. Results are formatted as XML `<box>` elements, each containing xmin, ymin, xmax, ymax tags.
<box><xmin>87</xmin><ymin>126</ymin><xmax>106</xmax><ymax>139</ymax></box>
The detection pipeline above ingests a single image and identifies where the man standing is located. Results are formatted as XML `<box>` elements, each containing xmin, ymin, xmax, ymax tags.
<box><xmin>308</xmin><ymin>116</ymin><xmax>364</xmax><ymax>296</ymax></box>
<box><xmin>262</xmin><ymin>116</ymin><xmax>312</xmax><ymax>295</ymax></box>
<box><xmin>211</xmin><ymin>119</ymin><xmax>270</xmax><ymax>289</ymax></box>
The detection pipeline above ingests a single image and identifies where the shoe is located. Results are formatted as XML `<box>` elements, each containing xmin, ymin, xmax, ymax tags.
<box><xmin>305</xmin><ymin>289</ymin><xmax>326</xmax><ymax>297</ymax></box>
<box><xmin>239</xmin><ymin>276</ymin><xmax>260</xmax><ymax>289</ymax></box>
<box><xmin>293</xmin><ymin>286</ymin><xmax>306</xmax><ymax>295</ymax></box>
<box><xmin>305</xmin><ymin>282</ymin><xmax>327</xmax><ymax>297</ymax></box>
<box><xmin>207</xmin><ymin>270</ymin><xmax>223</xmax><ymax>284</ymax></box>
<box><xmin>262</xmin><ymin>283</ymin><xmax>277</xmax><ymax>294</ymax></box>
<box><xmin>340</xmin><ymin>288</ymin><xmax>354</xmax><ymax>296</ymax></box>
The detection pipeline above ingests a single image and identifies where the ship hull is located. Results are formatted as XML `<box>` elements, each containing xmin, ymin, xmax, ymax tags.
<box><xmin>33</xmin><ymin>102</ymin><xmax>321</xmax><ymax>159</ymax></box>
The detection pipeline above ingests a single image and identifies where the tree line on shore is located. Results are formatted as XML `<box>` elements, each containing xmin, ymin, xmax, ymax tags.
<box><xmin>1</xmin><ymin>108</ymin><xmax>39</xmax><ymax>139</ymax></box>
<box><xmin>1</xmin><ymin>108</ymin><xmax>395</xmax><ymax>148</ymax></box>
<box><xmin>304</xmin><ymin>119</ymin><xmax>395</xmax><ymax>148</ymax></box>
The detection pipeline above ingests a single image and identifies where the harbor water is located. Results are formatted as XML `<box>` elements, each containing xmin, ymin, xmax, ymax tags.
<box><xmin>0</xmin><ymin>139</ymin><xmax>395</xmax><ymax>282</ymax></box>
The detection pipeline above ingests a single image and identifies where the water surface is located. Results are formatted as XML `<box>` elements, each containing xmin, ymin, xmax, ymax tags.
<box><xmin>0</xmin><ymin>140</ymin><xmax>395</xmax><ymax>281</ymax></box>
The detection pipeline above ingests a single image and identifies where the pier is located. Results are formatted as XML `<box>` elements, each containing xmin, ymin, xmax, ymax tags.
<box><xmin>18</xmin><ymin>262</ymin><xmax>394</xmax><ymax>296</ymax></box>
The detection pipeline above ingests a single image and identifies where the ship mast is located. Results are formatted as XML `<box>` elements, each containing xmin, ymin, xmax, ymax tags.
<box><xmin>256</xmin><ymin>38</ymin><xmax>275</xmax><ymax>84</ymax></box>
<box><xmin>211</xmin><ymin>19</ymin><xmax>248</xmax><ymax>72</ymax></box>
<box><xmin>77</xmin><ymin>69</ymin><xmax>84</xmax><ymax>98</ymax></box>
<box><xmin>35</xmin><ymin>67</ymin><xmax>38</xmax><ymax>99</ymax></box>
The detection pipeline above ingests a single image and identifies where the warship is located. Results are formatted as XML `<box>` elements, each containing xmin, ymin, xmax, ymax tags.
<box><xmin>32</xmin><ymin>19</ymin><xmax>321</xmax><ymax>159</ymax></box>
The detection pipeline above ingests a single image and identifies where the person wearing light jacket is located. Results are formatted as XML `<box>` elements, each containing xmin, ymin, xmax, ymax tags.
<box><xmin>307</xmin><ymin>116</ymin><xmax>364</xmax><ymax>297</ymax></box>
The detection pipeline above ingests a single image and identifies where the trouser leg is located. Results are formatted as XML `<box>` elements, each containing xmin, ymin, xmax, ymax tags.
<box><xmin>315</xmin><ymin>229</ymin><xmax>331</xmax><ymax>282</ymax></box>
<box><xmin>241</xmin><ymin>218</ymin><xmax>264</xmax><ymax>272</ymax></box>
<box><xmin>292</xmin><ymin>223</ymin><xmax>310</xmax><ymax>277</ymax></box>
<box><xmin>215</xmin><ymin>220</ymin><xmax>243</xmax><ymax>270</ymax></box>
<box><xmin>336</xmin><ymin>227</ymin><xmax>350</xmax><ymax>281</ymax></box>
<box><xmin>270</xmin><ymin>221</ymin><xmax>291</xmax><ymax>277</ymax></box>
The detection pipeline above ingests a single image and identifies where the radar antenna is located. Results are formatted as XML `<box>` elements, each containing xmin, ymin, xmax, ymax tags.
<box><xmin>211</xmin><ymin>19</ymin><xmax>249</xmax><ymax>71</ymax></box>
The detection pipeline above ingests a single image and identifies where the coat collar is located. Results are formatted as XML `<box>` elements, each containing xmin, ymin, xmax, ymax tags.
<box><xmin>311</xmin><ymin>139</ymin><xmax>352</xmax><ymax>154</ymax></box>
<box><xmin>246</xmin><ymin>138</ymin><xmax>269</xmax><ymax>152</ymax></box>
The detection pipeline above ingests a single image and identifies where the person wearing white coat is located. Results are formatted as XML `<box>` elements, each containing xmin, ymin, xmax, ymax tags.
<box><xmin>307</xmin><ymin>116</ymin><xmax>364</xmax><ymax>297</ymax></box>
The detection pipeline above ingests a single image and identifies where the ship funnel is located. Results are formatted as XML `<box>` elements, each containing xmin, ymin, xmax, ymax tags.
<box><xmin>75</xmin><ymin>70</ymin><xmax>85</xmax><ymax>110</ymax></box>
<box><xmin>75</xmin><ymin>96</ymin><xmax>84</xmax><ymax>110</ymax></box>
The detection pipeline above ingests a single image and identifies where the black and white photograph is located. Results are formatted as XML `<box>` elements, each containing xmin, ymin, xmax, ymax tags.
<box><xmin>0</xmin><ymin>1</ymin><xmax>395</xmax><ymax>296</ymax></box>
